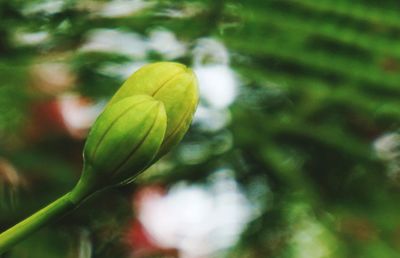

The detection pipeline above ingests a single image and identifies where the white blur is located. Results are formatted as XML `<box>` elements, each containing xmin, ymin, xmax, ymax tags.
<box><xmin>192</xmin><ymin>38</ymin><xmax>239</xmax><ymax>132</ymax></box>
<box><xmin>58</xmin><ymin>94</ymin><xmax>105</xmax><ymax>139</ymax></box>
<box><xmin>138</xmin><ymin>169</ymin><xmax>255</xmax><ymax>258</ymax></box>
<box><xmin>373</xmin><ymin>132</ymin><xmax>400</xmax><ymax>182</ymax></box>
<box><xmin>80</xmin><ymin>27</ymin><xmax>240</xmax><ymax>132</ymax></box>
<box><xmin>99</xmin><ymin>0</ymin><xmax>153</xmax><ymax>18</ymax></box>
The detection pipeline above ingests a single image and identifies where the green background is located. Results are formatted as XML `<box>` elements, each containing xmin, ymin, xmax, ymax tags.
<box><xmin>1</xmin><ymin>0</ymin><xmax>400</xmax><ymax>257</ymax></box>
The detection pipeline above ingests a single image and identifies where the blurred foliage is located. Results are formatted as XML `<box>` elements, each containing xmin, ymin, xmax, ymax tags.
<box><xmin>1</xmin><ymin>0</ymin><xmax>400</xmax><ymax>257</ymax></box>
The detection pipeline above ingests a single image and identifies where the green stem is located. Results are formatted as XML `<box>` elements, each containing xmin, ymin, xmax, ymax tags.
<box><xmin>0</xmin><ymin>181</ymin><xmax>94</xmax><ymax>254</ymax></box>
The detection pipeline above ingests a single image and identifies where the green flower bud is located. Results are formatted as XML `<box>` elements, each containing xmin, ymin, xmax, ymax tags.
<box><xmin>0</xmin><ymin>65</ymin><xmax>199</xmax><ymax>253</ymax></box>
<box><xmin>107</xmin><ymin>62</ymin><xmax>199</xmax><ymax>157</ymax></box>
<box><xmin>78</xmin><ymin>95</ymin><xmax>167</xmax><ymax>194</ymax></box>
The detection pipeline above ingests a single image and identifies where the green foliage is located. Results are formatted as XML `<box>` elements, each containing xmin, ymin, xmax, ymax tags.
<box><xmin>1</xmin><ymin>0</ymin><xmax>400</xmax><ymax>257</ymax></box>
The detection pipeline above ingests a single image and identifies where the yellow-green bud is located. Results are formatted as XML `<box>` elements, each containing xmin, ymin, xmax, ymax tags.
<box><xmin>79</xmin><ymin>95</ymin><xmax>167</xmax><ymax>192</ymax></box>
<box><xmin>107</xmin><ymin>62</ymin><xmax>199</xmax><ymax>157</ymax></box>
<box><xmin>0</xmin><ymin>65</ymin><xmax>198</xmax><ymax>252</ymax></box>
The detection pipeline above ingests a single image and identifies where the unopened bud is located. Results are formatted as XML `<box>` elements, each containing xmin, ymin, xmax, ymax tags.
<box><xmin>108</xmin><ymin>62</ymin><xmax>199</xmax><ymax>156</ymax></box>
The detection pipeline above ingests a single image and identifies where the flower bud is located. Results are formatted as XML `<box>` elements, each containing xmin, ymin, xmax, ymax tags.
<box><xmin>107</xmin><ymin>62</ymin><xmax>199</xmax><ymax>157</ymax></box>
<box><xmin>78</xmin><ymin>95</ymin><xmax>167</xmax><ymax>193</ymax></box>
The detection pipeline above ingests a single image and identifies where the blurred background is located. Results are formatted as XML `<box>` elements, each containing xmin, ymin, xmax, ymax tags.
<box><xmin>1</xmin><ymin>0</ymin><xmax>400</xmax><ymax>257</ymax></box>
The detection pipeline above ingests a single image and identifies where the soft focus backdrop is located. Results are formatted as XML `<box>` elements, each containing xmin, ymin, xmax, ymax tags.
<box><xmin>1</xmin><ymin>0</ymin><xmax>400</xmax><ymax>257</ymax></box>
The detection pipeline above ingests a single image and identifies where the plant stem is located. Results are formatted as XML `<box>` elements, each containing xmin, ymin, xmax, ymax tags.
<box><xmin>0</xmin><ymin>180</ymin><xmax>94</xmax><ymax>255</ymax></box>
<box><xmin>0</xmin><ymin>192</ymin><xmax>75</xmax><ymax>254</ymax></box>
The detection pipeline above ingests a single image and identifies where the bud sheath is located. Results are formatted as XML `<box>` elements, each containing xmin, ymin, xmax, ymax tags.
<box><xmin>77</xmin><ymin>95</ymin><xmax>167</xmax><ymax>195</ymax></box>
